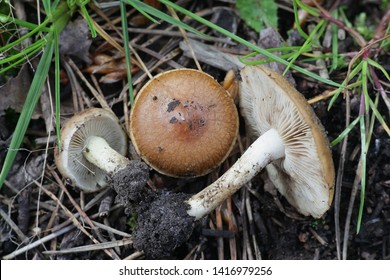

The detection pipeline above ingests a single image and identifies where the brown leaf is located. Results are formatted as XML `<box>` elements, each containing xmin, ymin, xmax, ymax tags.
<box><xmin>0</xmin><ymin>64</ymin><xmax>42</xmax><ymax>119</ymax></box>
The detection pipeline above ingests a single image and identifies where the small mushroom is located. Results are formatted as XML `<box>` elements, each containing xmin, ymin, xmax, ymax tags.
<box><xmin>130</xmin><ymin>65</ymin><xmax>335</xmax><ymax>258</ymax></box>
<box><xmin>55</xmin><ymin>108</ymin><xmax>135</xmax><ymax>192</ymax></box>
<box><xmin>129</xmin><ymin>68</ymin><xmax>239</xmax><ymax>178</ymax></box>
<box><xmin>187</xmin><ymin>65</ymin><xmax>335</xmax><ymax>219</ymax></box>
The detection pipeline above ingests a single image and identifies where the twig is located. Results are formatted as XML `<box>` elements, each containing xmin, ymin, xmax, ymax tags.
<box><xmin>215</xmin><ymin>205</ymin><xmax>224</xmax><ymax>260</ymax></box>
<box><xmin>180</xmin><ymin>39</ymin><xmax>244</xmax><ymax>71</ymax></box>
<box><xmin>372</xmin><ymin>3</ymin><xmax>390</xmax><ymax>42</ymax></box>
<box><xmin>226</xmin><ymin>196</ymin><xmax>237</xmax><ymax>260</ymax></box>
<box><xmin>133</xmin><ymin>43</ymin><xmax>183</xmax><ymax>69</ymax></box>
<box><xmin>65</xmin><ymin>57</ymin><xmax>113</xmax><ymax>112</ymax></box>
<box><xmin>334</xmin><ymin>90</ymin><xmax>351</xmax><ymax>260</ymax></box>
<box><xmin>245</xmin><ymin>186</ymin><xmax>260</xmax><ymax>260</ymax></box>
<box><xmin>92</xmin><ymin>220</ymin><xmax>132</xmax><ymax>238</ymax></box>
<box><xmin>342</xmin><ymin>157</ymin><xmax>362</xmax><ymax>260</ymax></box>
<box><xmin>167</xmin><ymin>6</ymin><xmax>202</xmax><ymax>71</ymax></box>
<box><xmin>0</xmin><ymin>207</ymin><xmax>29</xmax><ymax>244</ymax></box>
<box><xmin>43</xmin><ymin>238</ymin><xmax>133</xmax><ymax>255</ymax></box>
<box><xmin>49</xmin><ymin>169</ymin><xmax>121</xmax><ymax>259</ymax></box>
<box><xmin>308</xmin><ymin>227</ymin><xmax>328</xmax><ymax>246</ymax></box>
<box><xmin>123</xmin><ymin>250</ymin><xmax>144</xmax><ymax>260</ymax></box>
<box><xmin>2</xmin><ymin>225</ymin><xmax>74</xmax><ymax>260</ymax></box>
<box><xmin>133</xmin><ymin>48</ymin><xmax>181</xmax><ymax>85</ymax></box>
<box><xmin>34</xmin><ymin>179</ymin><xmax>115</xmax><ymax>259</ymax></box>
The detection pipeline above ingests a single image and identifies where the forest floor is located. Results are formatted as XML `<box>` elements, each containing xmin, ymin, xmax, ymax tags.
<box><xmin>0</xmin><ymin>0</ymin><xmax>389</xmax><ymax>260</ymax></box>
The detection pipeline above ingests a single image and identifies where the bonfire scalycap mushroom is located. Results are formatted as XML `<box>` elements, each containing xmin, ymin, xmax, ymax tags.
<box><xmin>186</xmin><ymin>65</ymin><xmax>335</xmax><ymax>219</ymax></box>
<box><xmin>129</xmin><ymin>68</ymin><xmax>239</xmax><ymax>178</ymax></box>
<box><xmin>55</xmin><ymin>108</ymin><xmax>131</xmax><ymax>192</ymax></box>
<box><xmin>131</xmin><ymin>65</ymin><xmax>335</xmax><ymax>259</ymax></box>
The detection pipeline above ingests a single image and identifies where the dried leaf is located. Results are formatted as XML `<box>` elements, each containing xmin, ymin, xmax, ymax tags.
<box><xmin>0</xmin><ymin>64</ymin><xmax>42</xmax><ymax>119</ymax></box>
<box><xmin>59</xmin><ymin>18</ymin><xmax>92</xmax><ymax>64</ymax></box>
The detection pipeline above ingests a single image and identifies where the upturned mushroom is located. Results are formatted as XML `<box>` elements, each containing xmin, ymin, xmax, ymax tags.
<box><xmin>187</xmin><ymin>65</ymin><xmax>335</xmax><ymax>219</ymax></box>
<box><xmin>131</xmin><ymin>65</ymin><xmax>335</xmax><ymax>258</ymax></box>
<box><xmin>55</xmin><ymin>108</ymin><xmax>148</xmax><ymax>193</ymax></box>
<box><xmin>129</xmin><ymin>68</ymin><xmax>239</xmax><ymax>178</ymax></box>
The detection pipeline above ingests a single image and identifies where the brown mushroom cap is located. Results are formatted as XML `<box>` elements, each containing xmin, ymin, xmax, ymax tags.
<box><xmin>239</xmin><ymin>65</ymin><xmax>335</xmax><ymax>218</ymax></box>
<box><xmin>55</xmin><ymin>108</ymin><xmax>128</xmax><ymax>192</ymax></box>
<box><xmin>129</xmin><ymin>68</ymin><xmax>239</xmax><ymax>178</ymax></box>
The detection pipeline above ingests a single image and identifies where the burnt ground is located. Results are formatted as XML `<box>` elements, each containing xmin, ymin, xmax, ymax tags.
<box><xmin>1</xmin><ymin>0</ymin><xmax>389</xmax><ymax>260</ymax></box>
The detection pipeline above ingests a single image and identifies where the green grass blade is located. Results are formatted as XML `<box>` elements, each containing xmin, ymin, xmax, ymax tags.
<box><xmin>361</xmin><ymin>60</ymin><xmax>370</xmax><ymax>112</ymax></box>
<box><xmin>79</xmin><ymin>3</ymin><xmax>97</xmax><ymax>38</ymax></box>
<box><xmin>0</xmin><ymin>38</ymin><xmax>46</xmax><ymax>66</ymax></box>
<box><xmin>330</xmin><ymin>9</ymin><xmax>339</xmax><ymax>72</ymax></box>
<box><xmin>331</xmin><ymin>116</ymin><xmax>361</xmax><ymax>146</ymax></box>
<box><xmin>0</xmin><ymin>17</ymin><xmax>50</xmax><ymax>53</ymax></box>
<box><xmin>368</xmin><ymin>96</ymin><xmax>390</xmax><ymax>136</ymax></box>
<box><xmin>159</xmin><ymin>0</ymin><xmax>343</xmax><ymax>89</ymax></box>
<box><xmin>0</xmin><ymin>15</ymin><xmax>50</xmax><ymax>32</ymax></box>
<box><xmin>292</xmin><ymin>0</ymin><xmax>308</xmax><ymax>39</ymax></box>
<box><xmin>356</xmin><ymin>116</ymin><xmax>367</xmax><ymax>233</ymax></box>
<box><xmin>54</xmin><ymin>29</ymin><xmax>61</xmax><ymax>150</ymax></box>
<box><xmin>0</xmin><ymin>44</ymin><xmax>44</xmax><ymax>74</ymax></box>
<box><xmin>127</xmin><ymin>0</ymin><xmax>209</xmax><ymax>39</ymax></box>
<box><xmin>120</xmin><ymin>0</ymin><xmax>134</xmax><ymax>105</ymax></box>
<box><xmin>0</xmin><ymin>37</ymin><xmax>54</xmax><ymax>190</ymax></box>
<box><xmin>294</xmin><ymin>0</ymin><xmax>320</xmax><ymax>17</ymax></box>
<box><xmin>284</xmin><ymin>19</ymin><xmax>326</xmax><ymax>75</ymax></box>
<box><xmin>367</xmin><ymin>58</ymin><xmax>390</xmax><ymax>82</ymax></box>
<box><xmin>42</xmin><ymin>0</ymin><xmax>51</xmax><ymax>14</ymax></box>
<box><xmin>126</xmin><ymin>0</ymin><xmax>160</xmax><ymax>24</ymax></box>
<box><xmin>328</xmin><ymin>61</ymin><xmax>363</xmax><ymax>110</ymax></box>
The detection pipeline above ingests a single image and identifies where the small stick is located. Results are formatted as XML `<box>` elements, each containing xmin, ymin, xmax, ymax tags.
<box><xmin>0</xmin><ymin>207</ymin><xmax>29</xmax><ymax>243</ymax></box>
<box><xmin>2</xmin><ymin>225</ymin><xmax>74</xmax><ymax>260</ymax></box>
<box><xmin>43</xmin><ymin>238</ymin><xmax>133</xmax><ymax>255</ymax></box>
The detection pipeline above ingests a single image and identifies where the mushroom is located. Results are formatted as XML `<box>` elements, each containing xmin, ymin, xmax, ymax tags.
<box><xmin>55</xmin><ymin>108</ymin><xmax>148</xmax><ymax>193</ymax></box>
<box><xmin>129</xmin><ymin>68</ymin><xmax>239</xmax><ymax>178</ymax></box>
<box><xmin>130</xmin><ymin>65</ymin><xmax>335</xmax><ymax>258</ymax></box>
<box><xmin>187</xmin><ymin>65</ymin><xmax>335</xmax><ymax>219</ymax></box>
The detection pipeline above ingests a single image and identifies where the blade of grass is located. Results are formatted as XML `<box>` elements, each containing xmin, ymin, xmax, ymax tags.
<box><xmin>330</xmin><ymin>9</ymin><xmax>339</xmax><ymax>72</ymax></box>
<box><xmin>127</xmin><ymin>0</ymin><xmax>209</xmax><ymax>40</ymax></box>
<box><xmin>361</xmin><ymin>60</ymin><xmax>370</xmax><ymax>112</ymax></box>
<box><xmin>0</xmin><ymin>17</ymin><xmax>51</xmax><ymax>53</ymax></box>
<box><xmin>54</xmin><ymin>28</ymin><xmax>61</xmax><ymax>150</ymax></box>
<box><xmin>0</xmin><ymin>1</ymin><xmax>72</xmax><ymax>190</ymax></box>
<box><xmin>120</xmin><ymin>0</ymin><xmax>134</xmax><ymax>105</ymax></box>
<box><xmin>0</xmin><ymin>15</ymin><xmax>50</xmax><ymax>32</ymax></box>
<box><xmin>292</xmin><ymin>0</ymin><xmax>309</xmax><ymax>39</ymax></box>
<box><xmin>357</xmin><ymin>115</ymin><xmax>367</xmax><ymax>233</ymax></box>
<box><xmin>0</xmin><ymin>38</ymin><xmax>54</xmax><ymax>189</ymax></box>
<box><xmin>0</xmin><ymin>44</ymin><xmax>43</xmax><ymax>74</ymax></box>
<box><xmin>159</xmin><ymin>0</ymin><xmax>343</xmax><ymax>89</ymax></box>
<box><xmin>78</xmin><ymin>2</ymin><xmax>97</xmax><ymax>38</ymax></box>
<box><xmin>294</xmin><ymin>0</ymin><xmax>320</xmax><ymax>17</ymax></box>
<box><xmin>0</xmin><ymin>38</ymin><xmax>46</xmax><ymax>66</ymax></box>
<box><xmin>367</xmin><ymin>58</ymin><xmax>390</xmax><ymax>82</ymax></box>
<box><xmin>328</xmin><ymin>61</ymin><xmax>363</xmax><ymax>109</ymax></box>
<box><xmin>330</xmin><ymin>116</ymin><xmax>361</xmax><ymax>146</ymax></box>
<box><xmin>126</xmin><ymin>0</ymin><xmax>160</xmax><ymax>24</ymax></box>
<box><xmin>284</xmin><ymin>19</ymin><xmax>326</xmax><ymax>76</ymax></box>
<box><xmin>368</xmin><ymin>95</ymin><xmax>390</xmax><ymax>136</ymax></box>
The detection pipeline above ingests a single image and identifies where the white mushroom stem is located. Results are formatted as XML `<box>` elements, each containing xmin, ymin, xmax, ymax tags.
<box><xmin>83</xmin><ymin>135</ymin><xmax>130</xmax><ymax>174</ymax></box>
<box><xmin>186</xmin><ymin>128</ymin><xmax>285</xmax><ymax>220</ymax></box>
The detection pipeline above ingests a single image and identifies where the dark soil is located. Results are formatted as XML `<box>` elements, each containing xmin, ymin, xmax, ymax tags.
<box><xmin>0</xmin><ymin>0</ymin><xmax>389</xmax><ymax>260</ymax></box>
